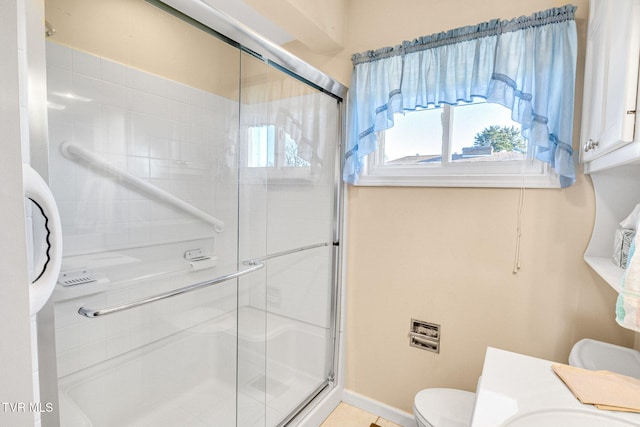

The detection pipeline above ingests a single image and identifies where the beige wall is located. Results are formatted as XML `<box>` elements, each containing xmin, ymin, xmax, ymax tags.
<box><xmin>45</xmin><ymin>0</ymin><xmax>318</xmax><ymax>102</ymax></box>
<box><xmin>45</xmin><ymin>0</ymin><xmax>240</xmax><ymax>98</ymax></box>
<box><xmin>285</xmin><ymin>0</ymin><xmax>638</xmax><ymax>414</ymax></box>
<box><xmin>343</xmin><ymin>180</ymin><xmax>635</xmax><ymax>412</ymax></box>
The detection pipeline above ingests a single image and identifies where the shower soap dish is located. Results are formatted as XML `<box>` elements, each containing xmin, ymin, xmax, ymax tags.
<box><xmin>58</xmin><ymin>269</ymin><xmax>96</xmax><ymax>286</ymax></box>
<box><xmin>54</xmin><ymin>269</ymin><xmax>108</xmax><ymax>302</ymax></box>
<box><xmin>184</xmin><ymin>249</ymin><xmax>218</xmax><ymax>271</ymax></box>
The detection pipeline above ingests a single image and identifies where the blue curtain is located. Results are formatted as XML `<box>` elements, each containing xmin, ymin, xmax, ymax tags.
<box><xmin>345</xmin><ymin>5</ymin><xmax>578</xmax><ymax>187</ymax></box>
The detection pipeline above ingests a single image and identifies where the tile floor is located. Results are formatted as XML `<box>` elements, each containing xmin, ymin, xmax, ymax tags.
<box><xmin>320</xmin><ymin>403</ymin><xmax>404</xmax><ymax>427</ymax></box>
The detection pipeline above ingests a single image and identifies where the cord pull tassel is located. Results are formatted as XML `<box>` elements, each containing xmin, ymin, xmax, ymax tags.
<box><xmin>513</xmin><ymin>186</ymin><xmax>525</xmax><ymax>274</ymax></box>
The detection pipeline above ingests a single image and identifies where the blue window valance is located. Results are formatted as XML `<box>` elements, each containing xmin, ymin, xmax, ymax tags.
<box><xmin>344</xmin><ymin>5</ymin><xmax>578</xmax><ymax>187</ymax></box>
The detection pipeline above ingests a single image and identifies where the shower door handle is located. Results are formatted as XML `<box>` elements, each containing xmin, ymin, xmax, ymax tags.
<box><xmin>78</xmin><ymin>262</ymin><xmax>265</xmax><ymax>318</ymax></box>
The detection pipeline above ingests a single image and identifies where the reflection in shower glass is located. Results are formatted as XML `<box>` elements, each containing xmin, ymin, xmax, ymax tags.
<box><xmin>248</xmin><ymin>125</ymin><xmax>275</xmax><ymax>168</ymax></box>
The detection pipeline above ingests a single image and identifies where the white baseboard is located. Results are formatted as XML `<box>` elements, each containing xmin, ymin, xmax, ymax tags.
<box><xmin>342</xmin><ymin>389</ymin><xmax>417</xmax><ymax>427</ymax></box>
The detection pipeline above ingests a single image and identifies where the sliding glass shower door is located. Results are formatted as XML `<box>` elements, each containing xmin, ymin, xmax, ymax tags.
<box><xmin>237</xmin><ymin>52</ymin><xmax>339</xmax><ymax>426</ymax></box>
<box><xmin>46</xmin><ymin>0</ymin><xmax>245</xmax><ymax>423</ymax></box>
<box><xmin>43</xmin><ymin>0</ymin><xmax>342</xmax><ymax>426</ymax></box>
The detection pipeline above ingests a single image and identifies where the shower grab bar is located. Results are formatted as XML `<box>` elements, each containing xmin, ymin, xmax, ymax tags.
<box><xmin>77</xmin><ymin>262</ymin><xmax>264</xmax><ymax>318</ymax></box>
<box><xmin>61</xmin><ymin>142</ymin><xmax>225</xmax><ymax>232</ymax></box>
<box><xmin>243</xmin><ymin>242</ymin><xmax>331</xmax><ymax>265</ymax></box>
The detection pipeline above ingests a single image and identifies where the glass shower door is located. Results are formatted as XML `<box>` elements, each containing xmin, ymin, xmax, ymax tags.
<box><xmin>237</xmin><ymin>52</ymin><xmax>340</xmax><ymax>427</ymax></box>
<box><xmin>43</xmin><ymin>0</ymin><xmax>342</xmax><ymax>425</ymax></box>
<box><xmin>45</xmin><ymin>0</ymin><xmax>244</xmax><ymax>425</ymax></box>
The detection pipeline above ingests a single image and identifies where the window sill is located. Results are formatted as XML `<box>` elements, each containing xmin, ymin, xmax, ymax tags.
<box><xmin>355</xmin><ymin>171</ymin><xmax>561</xmax><ymax>188</ymax></box>
<box><xmin>357</xmin><ymin>151</ymin><xmax>562</xmax><ymax>188</ymax></box>
<box><xmin>241</xmin><ymin>167</ymin><xmax>318</xmax><ymax>185</ymax></box>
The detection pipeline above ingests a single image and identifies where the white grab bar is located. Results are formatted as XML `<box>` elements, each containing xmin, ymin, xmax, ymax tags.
<box><xmin>61</xmin><ymin>142</ymin><xmax>224</xmax><ymax>232</ymax></box>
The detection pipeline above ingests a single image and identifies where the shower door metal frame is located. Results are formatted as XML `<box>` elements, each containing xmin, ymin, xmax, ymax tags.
<box><xmin>156</xmin><ymin>0</ymin><xmax>348</xmax><ymax>100</ymax></box>
<box><xmin>276</xmin><ymin>94</ymin><xmax>346</xmax><ymax>427</ymax></box>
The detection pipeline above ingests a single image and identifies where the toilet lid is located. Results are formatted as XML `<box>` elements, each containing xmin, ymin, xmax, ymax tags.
<box><xmin>414</xmin><ymin>388</ymin><xmax>476</xmax><ymax>427</ymax></box>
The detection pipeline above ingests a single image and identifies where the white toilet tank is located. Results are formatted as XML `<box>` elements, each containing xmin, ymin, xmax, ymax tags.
<box><xmin>569</xmin><ymin>338</ymin><xmax>640</xmax><ymax>378</ymax></box>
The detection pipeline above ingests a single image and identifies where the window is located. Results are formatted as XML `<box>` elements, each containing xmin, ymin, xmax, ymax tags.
<box><xmin>248</xmin><ymin>125</ymin><xmax>275</xmax><ymax>168</ymax></box>
<box><xmin>344</xmin><ymin>5</ymin><xmax>577</xmax><ymax>188</ymax></box>
<box><xmin>246</xmin><ymin>125</ymin><xmax>310</xmax><ymax>180</ymax></box>
<box><xmin>359</xmin><ymin>100</ymin><xmax>559</xmax><ymax>188</ymax></box>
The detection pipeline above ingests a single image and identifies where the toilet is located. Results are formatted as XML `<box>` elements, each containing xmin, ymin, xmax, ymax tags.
<box><xmin>414</xmin><ymin>388</ymin><xmax>476</xmax><ymax>427</ymax></box>
<box><xmin>569</xmin><ymin>338</ymin><xmax>640</xmax><ymax>378</ymax></box>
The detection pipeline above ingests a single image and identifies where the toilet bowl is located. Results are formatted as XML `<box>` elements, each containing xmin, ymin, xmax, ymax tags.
<box><xmin>414</xmin><ymin>388</ymin><xmax>476</xmax><ymax>427</ymax></box>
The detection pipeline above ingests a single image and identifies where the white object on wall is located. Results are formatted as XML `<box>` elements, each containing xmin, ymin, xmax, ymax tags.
<box><xmin>23</xmin><ymin>163</ymin><xmax>63</xmax><ymax>315</ymax></box>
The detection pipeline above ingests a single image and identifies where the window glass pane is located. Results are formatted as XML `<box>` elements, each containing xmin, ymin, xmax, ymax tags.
<box><xmin>383</xmin><ymin>109</ymin><xmax>443</xmax><ymax>164</ymax></box>
<box><xmin>248</xmin><ymin>125</ymin><xmax>275</xmax><ymax>167</ymax></box>
<box><xmin>451</xmin><ymin>102</ymin><xmax>526</xmax><ymax>163</ymax></box>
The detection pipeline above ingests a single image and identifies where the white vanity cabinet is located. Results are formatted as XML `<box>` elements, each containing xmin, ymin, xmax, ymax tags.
<box><xmin>471</xmin><ymin>348</ymin><xmax>640</xmax><ymax>426</ymax></box>
<box><xmin>580</xmin><ymin>0</ymin><xmax>640</xmax><ymax>168</ymax></box>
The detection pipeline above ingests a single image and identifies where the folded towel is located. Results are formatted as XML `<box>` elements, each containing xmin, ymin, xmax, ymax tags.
<box><xmin>617</xmin><ymin>236</ymin><xmax>640</xmax><ymax>333</ymax></box>
<box><xmin>552</xmin><ymin>363</ymin><xmax>640</xmax><ymax>413</ymax></box>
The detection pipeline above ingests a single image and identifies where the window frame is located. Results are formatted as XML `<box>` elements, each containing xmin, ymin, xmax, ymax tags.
<box><xmin>356</xmin><ymin>104</ymin><xmax>561</xmax><ymax>188</ymax></box>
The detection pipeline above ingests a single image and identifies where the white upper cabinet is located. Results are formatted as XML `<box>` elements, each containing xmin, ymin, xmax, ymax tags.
<box><xmin>580</xmin><ymin>0</ymin><xmax>640</xmax><ymax>167</ymax></box>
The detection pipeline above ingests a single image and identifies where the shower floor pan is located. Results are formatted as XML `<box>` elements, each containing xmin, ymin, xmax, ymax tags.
<box><xmin>58</xmin><ymin>308</ymin><xmax>330</xmax><ymax>427</ymax></box>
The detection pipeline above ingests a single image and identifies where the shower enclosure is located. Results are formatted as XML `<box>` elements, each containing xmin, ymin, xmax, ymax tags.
<box><xmin>40</xmin><ymin>0</ymin><xmax>345</xmax><ymax>425</ymax></box>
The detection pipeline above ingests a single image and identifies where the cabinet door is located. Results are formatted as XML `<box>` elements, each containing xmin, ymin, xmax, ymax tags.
<box><xmin>600</xmin><ymin>0</ymin><xmax>640</xmax><ymax>149</ymax></box>
<box><xmin>580</xmin><ymin>0</ymin><xmax>608</xmax><ymax>162</ymax></box>
<box><xmin>581</xmin><ymin>0</ymin><xmax>640</xmax><ymax>162</ymax></box>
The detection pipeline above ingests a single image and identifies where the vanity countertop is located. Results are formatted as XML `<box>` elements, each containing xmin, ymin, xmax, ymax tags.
<box><xmin>471</xmin><ymin>347</ymin><xmax>640</xmax><ymax>426</ymax></box>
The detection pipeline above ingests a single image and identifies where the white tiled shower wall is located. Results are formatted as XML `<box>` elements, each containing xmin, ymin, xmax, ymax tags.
<box><xmin>46</xmin><ymin>41</ymin><xmax>238</xmax><ymax>260</ymax></box>
<box><xmin>46</xmin><ymin>40</ymin><xmax>241</xmax><ymax>377</ymax></box>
